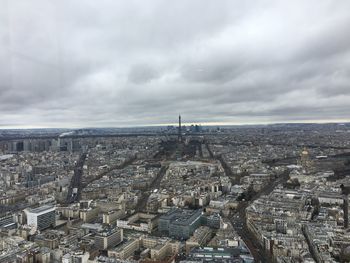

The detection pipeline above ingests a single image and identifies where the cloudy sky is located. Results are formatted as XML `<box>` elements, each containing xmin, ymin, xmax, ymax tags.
<box><xmin>1</xmin><ymin>0</ymin><xmax>350</xmax><ymax>128</ymax></box>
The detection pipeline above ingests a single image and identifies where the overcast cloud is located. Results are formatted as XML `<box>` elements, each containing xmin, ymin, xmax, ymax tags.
<box><xmin>0</xmin><ymin>0</ymin><xmax>350</xmax><ymax>128</ymax></box>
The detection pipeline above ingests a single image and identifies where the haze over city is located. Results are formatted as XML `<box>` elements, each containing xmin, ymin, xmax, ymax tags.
<box><xmin>1</xmin><ymin>0</ymin><xmax>350</xmax><ymax>128</ymax></box>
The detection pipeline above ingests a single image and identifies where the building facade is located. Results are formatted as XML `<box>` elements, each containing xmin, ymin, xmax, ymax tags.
<box><xmin>25</xmin><ymin>205</ymin><xmax>55</xmax><ymax>231</ymax></box>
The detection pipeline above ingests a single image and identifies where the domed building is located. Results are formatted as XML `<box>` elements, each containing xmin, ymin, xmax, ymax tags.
<box><xmin>298</xmin><ymin>148</ymin><xmax>314</xmax><ymax>175</ymax></box>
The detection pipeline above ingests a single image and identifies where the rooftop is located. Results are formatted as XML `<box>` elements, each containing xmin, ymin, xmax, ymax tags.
<box><xmin>27</xmin><ymin>205</ymin><xmax>55</xmax><ymax>214</ymax></box>
<box><xmin>160</xmin><ymin>208</ymin><xmax>202</xmax><ymax>226</ymax></box>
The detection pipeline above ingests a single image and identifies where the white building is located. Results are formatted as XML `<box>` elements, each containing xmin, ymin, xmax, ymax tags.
<box><xmin>25</xmin><ymin>205</ymin><xmax>55</xmax><ymax>231</ymax></box>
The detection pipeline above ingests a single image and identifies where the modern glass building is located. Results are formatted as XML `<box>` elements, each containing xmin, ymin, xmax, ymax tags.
<box><xmin>158</xmin><ymin>208</ymin><xmax>202</xmax><ymax>240</ymax></box>
<box><xmin>25</xmin><ymin>205</ymin><xmax>55</xmax><ymax>231</ymax></box>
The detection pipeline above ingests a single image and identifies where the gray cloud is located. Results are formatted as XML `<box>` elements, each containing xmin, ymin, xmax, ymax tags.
<box><xmin>1</xmin><ymin>0</ymin><xmax>350</xmax><ymax>128</ymax></box>
<box><xmin>128</xmin><ymin>63</ymin><xmax>159</xmax><ymax>84</ymax></box>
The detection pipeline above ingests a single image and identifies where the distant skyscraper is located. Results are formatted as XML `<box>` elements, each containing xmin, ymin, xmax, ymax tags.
<box><xmin>178</xmin><ymin>115</ymin><xmax>182</xmax><ymax>142</ymax></box>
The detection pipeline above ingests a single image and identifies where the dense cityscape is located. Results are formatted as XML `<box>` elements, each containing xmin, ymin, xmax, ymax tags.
<box><xmin>2</xmin><ymin>0</ymin><xmax>350</xmax><ymax>262</ymax></box>
<box><xmin>0</xmin><ymin>118</ymin><xmax>349</xmax><ymax>262</ymax></box>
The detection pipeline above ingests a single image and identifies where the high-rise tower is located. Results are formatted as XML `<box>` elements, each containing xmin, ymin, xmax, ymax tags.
<box><xmin>178</xmin><ymin>115</ymin><xmax>182</xmax><ymax>142</ymax></box>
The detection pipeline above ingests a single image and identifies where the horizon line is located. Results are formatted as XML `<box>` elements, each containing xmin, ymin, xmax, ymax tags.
<box><xmin>0</xmin><ymin>119</ymin><xmax>350</xmax><ymax>130</ymax></box>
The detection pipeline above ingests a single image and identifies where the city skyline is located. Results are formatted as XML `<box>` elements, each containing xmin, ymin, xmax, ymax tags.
<box><xmin>1</xmin><ymin>0</ymin><xmax>350</xmax><ymax>128</ymax></box>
